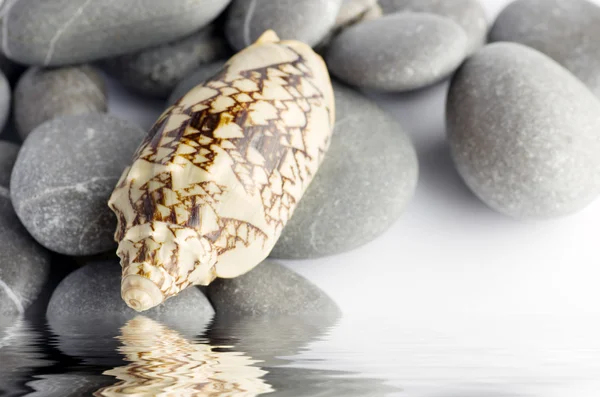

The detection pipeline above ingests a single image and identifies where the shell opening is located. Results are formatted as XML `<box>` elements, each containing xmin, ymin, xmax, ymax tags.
<box><xmin>122</xmin><ymin>275</ymin><xmax>164</xmax><ymax>312</ymax></box>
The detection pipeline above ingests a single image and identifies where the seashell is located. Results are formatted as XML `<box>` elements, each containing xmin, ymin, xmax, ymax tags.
<box><xmin>109</xmin><ymin>30</ymin><xmax>335</xmax><ymax>312</ymax></box>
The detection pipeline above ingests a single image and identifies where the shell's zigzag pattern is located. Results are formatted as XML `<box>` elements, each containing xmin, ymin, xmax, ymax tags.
<box><xmin>109</xmin><ymin>31</ymin><xmax>335</xmax><ymax>311</ymax></box>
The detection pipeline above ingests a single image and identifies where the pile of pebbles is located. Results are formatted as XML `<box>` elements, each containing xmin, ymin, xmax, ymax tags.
<box><xmin>1</xmin><ymin>0</ymin><xmax>600</xmax><ymax>324</ymax></box>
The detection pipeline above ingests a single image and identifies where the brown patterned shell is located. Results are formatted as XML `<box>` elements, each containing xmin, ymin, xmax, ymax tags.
<box><xmin>108</xmin><ymin>31</ymin><xmax>335</xmax><ymax>311</ymax></box>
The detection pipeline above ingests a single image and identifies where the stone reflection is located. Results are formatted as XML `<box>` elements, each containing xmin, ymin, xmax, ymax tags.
<box><xmin>94</xmin><ymin>316</ymin><xmax>274</xmax><ymax>396</ymax></box>
<box><xmin>0</xmin><ymin>317</ymin><xmax>52</xmax><ymax>397</ymax></box>
<box><xmin>206</xmin><ymin>313</ymin><xmax>401</xmax><ymax>396</ymax></box>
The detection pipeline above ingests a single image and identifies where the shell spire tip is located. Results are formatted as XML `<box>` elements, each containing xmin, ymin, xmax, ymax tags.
<box><xmin>121</xmin><ymin>274</ymin><xmax>164</xmax><ymax>312</ymax></box>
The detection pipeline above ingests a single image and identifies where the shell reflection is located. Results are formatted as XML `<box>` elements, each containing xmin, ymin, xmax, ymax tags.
<box><xmin>94</xmin><ymin>316</ymin><xmax>273</xmax><ymax>396</ymax></box>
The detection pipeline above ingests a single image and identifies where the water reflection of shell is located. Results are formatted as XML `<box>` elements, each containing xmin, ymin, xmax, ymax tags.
<box><xmin>94</xmin><ymin>316</ymin><xmax>273</xmax><ymax>396</ymax></box>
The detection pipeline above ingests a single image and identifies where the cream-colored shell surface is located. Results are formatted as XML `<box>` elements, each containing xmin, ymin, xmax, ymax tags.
<box><xmin>109</xmin><ymin>31</ymin><xmax>335</xmax><ymax>311</ymax></box>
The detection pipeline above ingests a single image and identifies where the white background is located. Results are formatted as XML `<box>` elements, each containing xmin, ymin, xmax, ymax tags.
<box><xmin>110</xmin><ymin>0</ymin><xmax>600</xmax><ymax>319</ymax></box>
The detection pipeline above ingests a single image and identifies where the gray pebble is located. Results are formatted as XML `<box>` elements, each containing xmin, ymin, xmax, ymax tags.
<box><xmin>0</xmin><ymin>194</ymin><xmax>51</xmax><ymax>316</ymax></box>
<box><xmin>2</xmin><ymin>0</ymin><xmax>232</xmax><ymax>66</ymax></box>
<box><xmin>271</xmin><ymin>82</ymin><xmax>418</xmax><ymax>259</ymax></box>
<box><xmin>0</xmin><ymin>70</ymin><xmax>9</xmax><ymax>133</ymax></box>
<box><xmin>11</xmin><ymin>114</ymin><xmax>145</xmax><ymax>255</ymax></box>
<box><xmin>326</xmin><ymin>13</ymin><xmax>468</xmax><ymax>92</ymax></box>
<box><xmin>0</xmin><ymin>140</ymin><xmax>18</xmax><ymax>188</ymax></box>
<box><xmin>47</xmin><ymin>260</ymin><xmax>215</xmax><ymax>366</ymax></box>
<box><xmin>14</xmin><ymin>65</ymin><xmax>107</xmax><ymax>140</ymax></box>
<box><xmin>318</xmin><ymin>0</ymin><xmax>382</xmax><ymax>49</ymax></box>
<box><xmin>167</xmin><ymin>60</ymin><xmax>227</xmax><ymax>106</ymax></box>
<box><xmin>490</xmin><ymin>0</ymin><xmax>600</xmax><ymax>97</ymax></box>
<box><xmin>379</xmin><ymin>0</ymin><xmax>487</xmax><ymax>54</ymax></box>
<box><xmin>207</xmin><ymin>259</ymin><xmax>340</xmax><ymax>316</ymax></box>
<box><xmin>335</xmin><ymin>0</ymin><xmax>381</xmax><ymax>28</ymax></box>
<box><xmin>47</xmin><ymin>260</ymin><xmax>215</xmax><ymax>327</ymax></box>
<box><xmin>103</xmin><ymin>25</ymin><xmax>231</xmax><ymax>99</ymax></box>
<box><xmin>447</xmin><ymin>42</ymin><xmax>600</xmax><ymax>219</ymax></box>
<box><xmin>225</xmin><ymin>0</ymin><xmax>343</xmax><ymax>51</ymax></box>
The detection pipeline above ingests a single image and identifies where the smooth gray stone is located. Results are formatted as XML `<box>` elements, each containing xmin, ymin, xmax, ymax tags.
<box><xmin>207</xmin><ymin>260</ymin><xmax>340</xmax><ymax>316</ymax></box>
<box><xmin>335</xmin><ymin>0</ymin><xmax>381</xmax><ymax>28</ymax></box>
<box><xmin>47</xmin><ymin>260</ymin><xmax>214</xmax><ymax>367</ymax></box>
<box><xmin>447</xmin><ymin>43</ymin><xmax>600</xmax><ymax>219</ymax></box>
<box><xmin>0</xmin><ymin>194</ymin><xmax>51</xmax><ymax>316</ymax></box>
<box><xmin>47</xmin><ymin>260</ymin><xmax>215</xmax><ymax>327</ymax></box>
<box><xmin>14</xmin><ymin>65</ymin><xmax>107</xmax><ymax>140</ymax></box>
<box><xmin>271</xmin><ymin>82</ymin><xmax>418</xmax><ymax>259</ymax></box>
<box><xmin>490</xmin><ymin>0</ymin><xmax>600</xmax><ymax>97</ymax></box>
<box><xmin>379</xmin><ymin>0</ymin><xmax>487</xmax><ymax>55</ymax></box>
<box><xmin>167</xmin><ymin>60</ymin><xmax>227</xmax><ymax>106</ymax></box>
<box><xmin>103</xmin><ymin>25</ymin><xmax>231</xmax><ymax>99</ymax></box>
<box><xmin>0</xmin><ymin>140</ymin><xmax>18</xmax><ymax>188</ymax></box>
<box><xmin>2</xmin><ymin>0</ymin><xmax>232</xmax><ymax>66</ymax></box>
<box><xmin>11</xmin><ymin>114</ymin><xmax>145</xmax><ymax>255</ymax></box>
<box><xmin>225</xmin><ymin>0</ymin><xmax>343</xmax><ymax>51</ymax></box>
<box><xmin>326</xmin><ymin>13</ymin><xmax>468</xmax><ymax>92</ymax></box>
<box><xmin>318</xmin><ymin>0</ymin><xmax>382</xmax><ymax>50</ymax></box>
<box><xmin>0</xmin><ymin>70</ymin><xmax>9</xmax><ymax>133</ymax></box>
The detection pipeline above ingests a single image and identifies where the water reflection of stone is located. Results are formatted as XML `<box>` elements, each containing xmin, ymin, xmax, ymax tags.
<box><xmin>0</xmin><ymin>318</ymin><xmax>52</xmax><ymax>397</ymax></box>
<box><xmin>95</xmin><ymin>316</ymin><xmax>274</xmax><ymax>396</ymax></box>
<box><xmin>206</xmin><ymin>314</ymin><xmax>401</xmax><ymax>396</ymax></box>
<box><xmin>47</xmin><ymin>310</ymin><xmax>213</xmax><ymax>367</ymax></box>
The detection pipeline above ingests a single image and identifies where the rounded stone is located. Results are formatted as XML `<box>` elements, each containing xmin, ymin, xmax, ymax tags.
<box><xmin>167</xmin><ymin>60</ymin><xmax>227</xmax><ymax>106</ymax></box>
<box><xmin>47</xmin><ymin>261</ymin><xmax>215</xmax><ymax>325</ymax></box>
<box><xmin>14</xmin><ymin>65</ymin><xmax>107</xmax><ymax>140</ymax></box>
<box><xmin>103</xmin><ymin>25</ymin><xmax>231</xmax><ymax>99</ymax></box>
<box><xmin>326</xmin><ymin>13</ymin><xmax>468</xmax><ymax>92</ymax></box>
<box><xmin>447</xmin><ymin>42</ymin><xmax>600</xmax><ymax>219</ymax></box>
<box><xmin>225</xmin><ymin>0</ymin><xmax>343</xmax><ymax>51</ymax></box>
<box><xmin>0</xmin><ymin>141</ymin><xmax>18</xmax><ymax>188</ymax></box>
<box><xmin>379</xmin><ymin>0</ymin><xmax>487</xmax><ymax>54</ymax></box>
<box><xmin>47</xmin><ymin>260</ymin><xmax>215</xmax><ymax>367</ymax></box>
<box><xmin>0</xmin><ymin>70</ymin><xmax>9</xmax><ymax>133</ymax></box>
<box><xmin>207</xmin><ymin>259</ymin><xmax>340</xmax><ymax>316</ymax></box>
<box><xmin>0</xmin><ymin>193</ymin><xmax>51</xmax><ymax>317</ymax></box>
<box><xmin>490</xmin><ymin>0</ymin><xmax>600</xmax><ymax>97</ymax></box>
<box><xmin>10</xmin><ymin>114</ymin><xmax>146</xmax><ymax>255</ymax></box>
<box><xmin>2</xmin><ymin>0</ymin><xmax>232</xmax><ymax>66</ymax></box>
<box><xmin>335</xmin><ymin>0</ymin><xmax>381</xmax><ymax>28</ymax></box>
<box><xmin>271</xmin><ymin>82</ymin><xmax>418</xmax><ymax>259</ymax></box>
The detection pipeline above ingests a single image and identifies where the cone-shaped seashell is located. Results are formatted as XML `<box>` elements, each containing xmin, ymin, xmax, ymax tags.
<box><xmin>109</xmin><ymin>30</ymin><xmax>335</xmax><ymax>311</ymax></box>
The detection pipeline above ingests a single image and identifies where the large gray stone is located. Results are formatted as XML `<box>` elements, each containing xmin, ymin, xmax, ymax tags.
<box><xmin>47</xmin><ymin>260</ymin><xmax>215</xmax><ymax>326</ymax></box>
<box><xmin>2</xmin><ymin>0</ymin><xmax>232</xmax><ymax>66</ymax></box>
<box><xmin>271</xmin><ymin>82</ymin><xmax>418</xmax><ymax>259</ymax></box>
<box><xmin>379</xmin><ymin>0</ymin><xmax>487</xmax><ymax>54</ymax></box>
<box><xmin>447</xmin><ymin>43</ymin><xmax>600</xmax><ymax>219</ymax></box>
<box><xmin>103</xmin><ymin>25</ymin><xmax>231</xmax><ymax>99</ymax></box>
<box><xmin>14</xmin><ymin>65</ymin><xmax>107</xmax><ymax>140</ymax></box>
<box><xmin>0</xmin><ymin>194</ymin><xmax>51</xmax><ymax>316</ymax></box>
<box><xmin>490</xmin><ymin>0</ymin><xmax>600</xmax><ymax>97</ymax></box>
<box><xmin>318</xmin><ymin>0</ymin><xmax>382</xmax><ymax>50</ymax></box>
<box><xmin>167</xmin><ymin>60</ymin><xmax>227</xmax><ymax>106</ymax></box>
<box><xmin>207</xmin><ymin>260</ymin><xmax>340</xmax><ymax>316</ymax></box>
<box><xmin>0</xmin><ymin>140</ymin><xmax>18</xmax><ymax>188</ymax></box>
<box><xmin>11</xmin><ymin>114</ymin><xmax>145</xmax><ymax>255</ymax></box>
<box><xmin>326</xmin><ymin>13</ymin><xmax>468</xmax><ymax>92</ymax></box>
<box><xmin>0</xmin><ymin>69</ymin><xmax>9</xmax><ymax>133</ymax></box>
<box><xmin>47</xmin><ymin>260</ymin><xmax>215</xmax><ymax>367</ymax></box>
<box><xmin>225</xmin><ymin>0</ymin><xmax>342</xmax><ymax>51</ymax></box>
